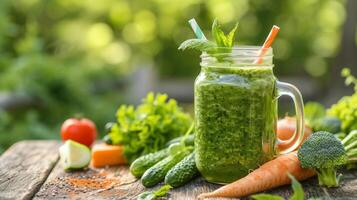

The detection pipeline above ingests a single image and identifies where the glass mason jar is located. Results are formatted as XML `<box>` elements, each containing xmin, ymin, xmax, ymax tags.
<box><xmin>194</xmin><ymin>46</ymin><xmax>304</xmax><ymax>184</ymax></box>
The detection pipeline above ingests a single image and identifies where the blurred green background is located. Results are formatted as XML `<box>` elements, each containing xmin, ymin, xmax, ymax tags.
<box><xmin>0</xmin><ymin>0</ymin><xmax>356</xmax><ymax>153</ymax></box>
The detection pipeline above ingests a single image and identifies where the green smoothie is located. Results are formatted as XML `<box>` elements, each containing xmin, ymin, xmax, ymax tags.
<box><xmin>194</xmin><ymin>65</ymin><xmax>278</xmax><ymax>183</ymax></box>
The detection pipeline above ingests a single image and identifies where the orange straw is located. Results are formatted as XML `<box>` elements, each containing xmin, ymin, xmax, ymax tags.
<box><xmin>254</xmin><ymin>25</ymin><xmax>280</xmax><ymax>64</ymax></box>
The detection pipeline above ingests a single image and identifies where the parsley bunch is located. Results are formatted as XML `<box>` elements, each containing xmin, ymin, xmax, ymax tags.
<box><xmin>109</xmin><ymin>92</ymin><xmax>192</xmax><ymax>163</ymax></box>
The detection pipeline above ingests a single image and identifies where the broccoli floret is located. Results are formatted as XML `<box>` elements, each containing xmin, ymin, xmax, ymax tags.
<box><xmin>298</xmin><ymin>131</ymin><xmax>347</xmax><ymax>187</ymax></box>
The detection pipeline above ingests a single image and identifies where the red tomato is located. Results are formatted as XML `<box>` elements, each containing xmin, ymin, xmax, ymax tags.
<box><xmin>61</xmin><ymin>118</ymin><xmax>97</xmax><ymax>147</ymax></box>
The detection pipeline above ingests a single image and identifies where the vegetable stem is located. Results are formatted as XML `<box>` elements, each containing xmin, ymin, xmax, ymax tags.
<box><xmin>316</xmin><ymin>168</ymin><xmax>341</xmax><ymax>187</ymax></box>
<box><xmin>341</xmin><ymin>130</ymin><xmax>357</xmax><ymax>146</ymax></box>
<box><xmin>345</xmin><ymin>140</ymin><xmax>357</xmax><ymax>152</ymax></box>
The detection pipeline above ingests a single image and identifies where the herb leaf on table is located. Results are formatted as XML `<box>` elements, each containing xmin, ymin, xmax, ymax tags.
<box><xmin>288</xmin><ymin>173</ymin><xmax>305</xmax><ymax>200</ymax></box>
<box><xmin>251</xmin><ymin>173</ymin><xmax>315</xmax><ymax>200</ymax></box>
<box><xmin>138</xmin><ymin>185</ymin><xmax>172</xmax><ymax>200</ymax></box>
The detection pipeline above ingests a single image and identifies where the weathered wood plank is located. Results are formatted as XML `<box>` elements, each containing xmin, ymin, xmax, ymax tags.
<box><xmin>140</xmin><ymin>170</ymin><xmax>357</xmax><ymax>200</ymax></box>
<box><xmin>34</xmin><ymin>161</ymin><xmax>357</xmax><ymax>200</ymax></box>
<box><xmin>33</xmin><ymin>163</ymin><xmax>143</xmax><ymax>200</ymax></box>
<box><xmin>2</xmin><ymin>141</ymin><xmax>356</xmax><ymax>200</ymax></box>
<box><xmin>0</xmin><ymin>140</ymin><xmax>60</xmax><ymax>200</ymax></box>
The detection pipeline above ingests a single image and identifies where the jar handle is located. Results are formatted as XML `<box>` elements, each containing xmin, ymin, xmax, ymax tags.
<box><xmin>276</xmin><ymin>81</ymin><xmax>305</xmax><ymax>154</ymax></box>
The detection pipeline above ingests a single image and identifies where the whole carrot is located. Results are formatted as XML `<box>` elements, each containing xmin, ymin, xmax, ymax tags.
<box><xmin>198</xmin><ymin>152</ymin><xmax>315</xmax><ymax>199</ymax></box>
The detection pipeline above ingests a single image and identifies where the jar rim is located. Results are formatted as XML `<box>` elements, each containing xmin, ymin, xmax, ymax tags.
<box><xmin>200</xmin><ymin>46</ymin><xmax>273</xmax><ymax>66</ymax></box>
<box><xmin>200</xmin><ymin>45</ymin><xmax>272</xmax><ymax>59</ymax></box>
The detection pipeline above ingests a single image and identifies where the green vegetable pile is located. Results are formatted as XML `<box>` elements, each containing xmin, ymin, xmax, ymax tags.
<box><xmin>328</xmin><ymin>68</ymin><xmax>357</xmax><ymax>132</ymax></box>
<box><xmin>107</xmin><ymin>92</ymin><xmax>192</xmax><ymax>163</ymax></box>
<box><xmin>303</xmin><ymin>68</ymin><xmax>357</xmax><ymax>170</ymax></box>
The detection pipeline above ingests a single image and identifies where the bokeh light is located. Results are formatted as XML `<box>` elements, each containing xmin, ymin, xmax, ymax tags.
<box><xmin>86</xmin><ymin>23</ymin><xmax>113</xmax><ymax>49</ymax></box>
<box><xmin>109</xmin><ymin>1</ymin><xmax>132</xmax><ymax>26</ymax></box>
<box><xmin>0</xmin><ymin>0</ymin><xmax>354</xmax><ymax>154</ymax></box>
<box><xmin>101</xmin><ymin>41</ymin><xmax>131</xmax><ymax>65</ymax></box>
<box><xmin>304</xmin><ymin>56</ymin><xmax>328</xmax><ymax>77</ymax></box>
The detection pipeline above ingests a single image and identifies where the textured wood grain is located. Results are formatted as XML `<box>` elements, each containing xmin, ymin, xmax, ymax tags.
<box><xmin>139</xmin><ymin>171</ymin><xmax>357</xmax><ymax>200</ymax></box>
<box><xmin>34</xmin><ymin>163</ymin><xmax>357</xmax><ymax>199</ymax></box>
<box><xmin>33</xmin><ymin>163</ymin><xmax>143</xmax><ymax>200</ymax></box>
<box><xmin>2</xmin><ymin>141</ymin><xmax>357</xmax><ymax>200</ymax></box>
<box><xmin>0</xmin><ymin>140</ymin><xmax>60</xmax><ymax>200</ymax></box>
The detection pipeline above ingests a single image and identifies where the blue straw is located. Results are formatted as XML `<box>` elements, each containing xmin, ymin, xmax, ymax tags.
<box><xmin>188</xmin><ymin>18</ymin><xmax>207</xmax><ymax>40</ymax></box>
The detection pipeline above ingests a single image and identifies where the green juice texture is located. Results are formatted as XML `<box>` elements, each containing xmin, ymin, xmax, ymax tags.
<box><xmin>194</xmin><ymin>66</ymin><xmax>278</xmax><ymax>183</ymax></box>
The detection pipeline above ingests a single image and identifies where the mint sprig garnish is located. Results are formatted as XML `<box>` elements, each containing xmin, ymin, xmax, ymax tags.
<box><xmin>178</xmin><ymin>39</ymin><xmax>216</xmax><ymax>51</ymax></box>
<box><xmin>212</xmin><ymin>19</ymin><xmax>238</xmax><ymax>48</ymax></box>
<box><xmin>179</xmin><ymin>19</ymin><xmax>239</xmax><ymax>62</ymax></box>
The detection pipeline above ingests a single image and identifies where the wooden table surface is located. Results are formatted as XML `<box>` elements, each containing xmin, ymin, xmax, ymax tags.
<box><xmin>0</xmin><ymin>140</ymin><xmax>357</xmax><ymax>200</ymax></box>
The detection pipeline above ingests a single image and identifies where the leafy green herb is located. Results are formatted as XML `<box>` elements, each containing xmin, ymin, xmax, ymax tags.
<box><xmin>179</xmin><ymin>19</ymin><xmax>239</xmax><ymax>61</ymax></box>
<box><xmin>251</xmin><ymin>194</ymin><xmax>284</xmax><ymax>200</ymax></box>
<box><xmin>288</xmin><ymin>174</ymin><xmax>304</xmax><ymax>200</ymax></box>
<box><xmin>251</xmin><ymin>174</ymin><xmax>320</xmax><ymax>200</ymax></box>
<box><xmin>108</xmin><ymin>92</ymin><xmax>192</xmax><ymax>163</ymax></box>
<box><xmin>328</xmin><ymin>68</ymin><xmax>357</xmax><ymax>132</ymax></box>
<box><xmin>167</xmin><ymin>122</ymin><xmax>195</xmax><ymax>155</ymax></box>
<box><xmin>212</xmin><ymin>19</ymin><xmax>238</xmax><ymax>48</ymax></box>
<box><xmin>178</xmin><ymin>39</ymin><xmax>216</xmax><ymax>51</ymax></box>
<box><xmin>137</xmin><ymin>185</ymin><xmax>172</xmax><ymax>200</ymax></box>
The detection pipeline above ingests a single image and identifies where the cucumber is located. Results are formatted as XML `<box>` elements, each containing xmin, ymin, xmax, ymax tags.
<box><xmin>130</xmin><ymin>148</ymin><xmax>169</xmax><ymax>178</ymax></box>
<box><xmin>165</xmin><ymin>134</ymin><xmax>194</xmax><ymax>147</ymax></box>
<box><xmin>141</xmin><ymin>150</ymin><xmax>191</xmax><ymax>187</ymax></box>
<box><xmin>164</xmin><ymin>152</ymin><xmax>199</xmax><ymax>187</ymax></box>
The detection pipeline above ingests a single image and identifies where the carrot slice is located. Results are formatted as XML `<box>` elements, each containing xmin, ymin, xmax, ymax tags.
<box><xmin>91</xmin><ymin>143</ymin><xmax>127</xmax><ymax>168</ymax></box>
